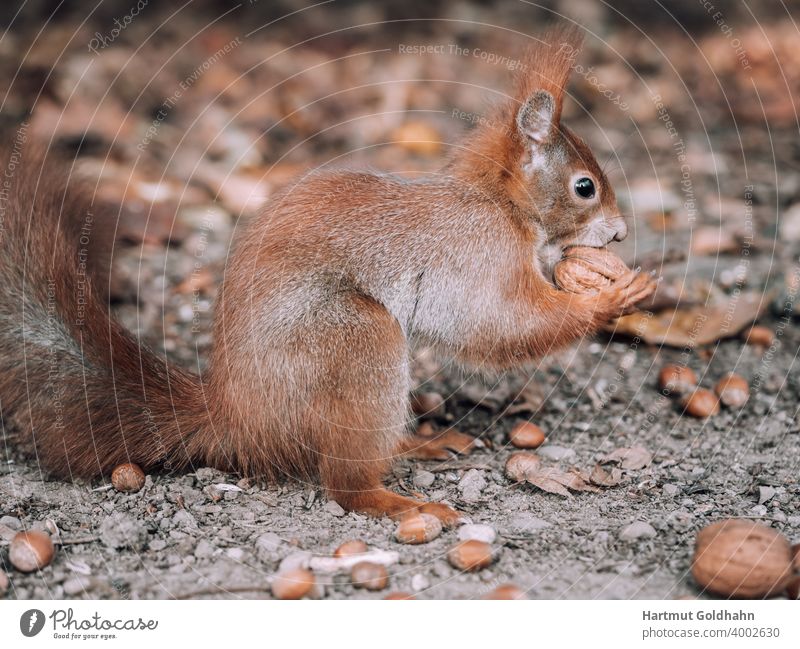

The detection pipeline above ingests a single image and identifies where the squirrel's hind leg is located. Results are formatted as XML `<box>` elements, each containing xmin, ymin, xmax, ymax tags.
<box><xmin>312</xmin><ymin>293</ymin><xmax>462</xmax><ymax>527</ymax></box>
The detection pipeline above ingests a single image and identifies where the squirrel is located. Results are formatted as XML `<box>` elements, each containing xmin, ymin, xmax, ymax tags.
<box><xmin>0</xmin><ymin>26</ymin><xmax>655</xmax><ymax>526</ymax></box>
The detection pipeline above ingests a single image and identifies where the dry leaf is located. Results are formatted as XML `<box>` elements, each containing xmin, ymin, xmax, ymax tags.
<box><xmin>607</xmin><ymin>291</ymin><xmax>769</xmax><ymax>348</ymax></box>
<box><xmin>600</xmin><ymin>446</ymin><xmax>653</xmax><ymax>470</ymax></box>
<box><xmin>589</xmin><ymin>464</ymin><xmax>623</xmax><ymax>487</ymax></box>
<box><xmin>505</xmin><ymin>455</ymin><xmax>599</xmax><ymax>497</ymax></box>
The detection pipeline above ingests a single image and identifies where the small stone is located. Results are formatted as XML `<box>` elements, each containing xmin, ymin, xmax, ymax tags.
<box><xmin>148</xmin><ymin>539</ymin><xmax>167</xmax><ymax>552</ymax></box>
<box><xmin>537</xmin><ymin>445</ymin><xmax>576</xmax><ymax>462</ymax></box>
<box><xmin>413</xmin><ymin>470</ymin><xmax>436</xmax><ymax>488</ymax></box>
<box><xmin>324</xmin><ymin>500</ymin><xmax>346</xmax><ymax>517</ymax></box>
<box><xmin>458</xmin><ymin>469</ymin><xmax>487</xmax><ymax>503</ymax></box>
<box><xmin>619</xmin><ymin>521</ymin><xmax>657</xmax><ymax>541</ymax></box>
<box><xmin>410</xmin><ymin>573</ymin><xmax>430</xmax><ymax>591</ymax></box>
<box><xmin>255</xmin><ymin>532</ymin><xmax>283</xmax><ymax>560</ymax></box>
<box><xmin>663</xmin><ymin>484</ymin><xmax>680</xmax><ymax>497</ymax></box>
<box><xmin>758</xmin><ymin>486</ymin><xmax>776</xmax><ymax>505</ymax></box>
<box><xmin>194</xmin><ymin>539</ymin><xmax>215</xmax><ymax>559</ymax></box>
<box><xmin>171</xmin><ymin>509</ymin><xmax>198</xmax><ymax>530</ymax></box>
<box><xmin>279</xmin><ymin>551</ymin><xmax>312</xmax><ymax>572</ymax></box>
<box><xmin>0</xmin><ymin>516</ymin><xmax>21</xmax><ymax>530</ymax></box>
<box><xmin>504</xmin><ymin>513</ymin><xmax>551</xmax><ymax>535</ymax></box>
<box><xmin>62</xmin><ymin>576</ymin><xmax>93</xmax><ymax>596</ymax></box>
<box><xmin>0</xmin><ymin>571</ymin><xmax>9</xmax><ymax>595</ymax></box>
<box><xmin>226</xmin><ymin>547</ymin><xmax>246</xmax><ymax>561</ymax></box>
<box><xmin>100</xmin><ymin>513</ymin><xmax>148</xmax><ymax>550</ymax></box>
<box><xmin>457</xmin><ymin>524</ymin><xmax>497</xmax><ymax>544</ymax></box>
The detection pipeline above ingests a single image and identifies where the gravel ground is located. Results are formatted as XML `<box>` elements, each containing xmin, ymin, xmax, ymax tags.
<box><xmin>1</xmin><ymin>0</ymin><xmax>799</xmax><ymax>600</ymax></box>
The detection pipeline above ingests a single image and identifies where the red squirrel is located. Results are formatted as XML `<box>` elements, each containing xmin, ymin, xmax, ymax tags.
<box><xmin>0</xmin><ymin>26</ymin><xmax>654</xmax><ymax>526</ymax></box>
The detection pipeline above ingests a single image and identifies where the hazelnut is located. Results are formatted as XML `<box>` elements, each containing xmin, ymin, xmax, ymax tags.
<box><xmin>410</xmin><ymin>392</ymin><xmax>445</xmax><ymax>418</ymax></box>
<box><xmin>692</xmin><ymin>519</ymin><xmax>793</xmax><ymax>598</ymax></box>
<box><xmin>384</xmin><ymin>591</ymin><xmax>415</xmax><ymax>600</ymax></box>
<box><xmin>658</xmin><ymin>364</ymin><xmax>698</xmax><ymax>395</ymax></box>
<box><xmin>509</xmin><ymin>422</ymin><xmax>546</xmax><ymax>449</ymax></box>
<box><xmin>111</xmin><ymin>463</ymin><xmax>146</xmax><ymax>493</ymax></box>
<box><xmin>271</xmin><ymin>568</ymin><xmax>316</xmax><ymax>600</ymax></box>
<box><xmin>394</xmin><ymin>513</ymin><xmax>442</xmax><ymax>544</ymax></box>
<box><xmin>334</xmin><ymin>539</ymin><xmax>368</xmax><ymax>558</ymax></box>
<box><xmin>714</xmin><ymin>373</ymin><xmax>749</xmax><ymax>408</ymax></box>
<box><xmin>9</xmin><ymin>531</ymin><xmax>55</xmax><ymax>573</ymax></box>
<box><xmin>792</xmin><ymin>544</ymin><xmax>800</xmax><ymax>572</ymax></box>
<box><xmin>682</xmin><ymin>389</ymin><xmax>720</xmax><ymax>418</ymax></box>
<box><xmin>504</xmin><ymin>452</ymin><xmax>541</xmax><ymax>482</ymax></box>
<box><xmin>447</xmin><ymin>540</ymin><xmax>493</xmax><ymax>572</ymax></box>
<box><xmin>483</xmin><ymin>583</ymin><xmax>527</xmax><ymax>600</ymax></box>
<box><xmin>553</xmin><ymin>246</ymin><xmax>630</xmax><ymax>294</ymax></box>
<box><xmin>744</xmin><ymin>325</ymin><xmax>774</xmax><ymax>348</ymax></box>
<box><xmin>351</xmin><ymin>562</ymin><xmax>389</xmax><ymax>591</ymax></box>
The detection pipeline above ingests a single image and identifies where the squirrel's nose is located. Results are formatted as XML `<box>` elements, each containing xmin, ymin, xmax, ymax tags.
<box><xmin>610</xmin><ymin>217</ymin><xmax>628</xmax><ymax>242</ymax></box>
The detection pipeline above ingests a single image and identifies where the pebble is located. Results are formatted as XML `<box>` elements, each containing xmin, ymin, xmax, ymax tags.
<box><xmin>458</xmin><ymin>469</ymin><xmax>487</xmax><ymax>502</ymax></box>
<box><xmin>619</xmin><ymin>521</ymin><xmax>657</xmax><ymax>541</ymax></box>
<box><xmin>279</xmin><ymin>551</ymin><xmax>312</xmax><ymax>572</ymax></box>
<box><xmin>0</xmin><ymin>516</ymin><xmax>21</xmax><ymax>530</ymax></box>
<box><xmin>226</xmin><ymin>548</ymin><xmax>246</xmax><ymax>561</ymax></box>
<box><xmin>757</xmin><ymin>486</ymin><xmax>776</xmax><ymax>505</ymax></box>
<box><xmin>171</xmin><ymin>509</ymin><xmax>198</xmax><ymax>530</ymax></box>
<box><xmin>100</xmin><ymin>513</ymin><xmax>148</xmax><ymax>550</ymax></box>
<box><xmin>63</xmin><ymin>576</ymin><xmax>93</xmax><ymax>596</ymax></box>
<box><xmin>413</xmin><ymin>470</ymin><xmax>436</xmax><ymax>488</ymax></box>
<box><xmin>324</xmin><ymin>500</ymin><xmax>346</xmax><ymax>517</ymax></box>
<box><xmin>0</xmin><ymin>572</ymin><xmax>8</xmax><ymax>596</ymax></box>
<box><xmin>410</xmin><ymin>573</ymin><xmax>430</xmax><ymax>591</ymax></box>
<box><xmin>254</xmin><ymin>532</ymin><xmax>283</xmax><ymax>560</ymax></box>
<box><xmin>194</xmin><ymin>539</ymin><xmax>215</xmax><ymax>559</ymax></box>
<box><xmin>457</xmin><ymin>524</ymin><xmax>497</xmax><ymax>544</ymax></box>
<box><xmin>148</xmin><ymin>539</ymin><xmax>167</xmax><ymax>552</ymax></box>
<box><xmin>662</xmin><ymin>483</ymin><xmax>680</xmax><ymax>497</ymax></box>
<box><xmin>537</xmin><ymin>445</ymin><xmax>576</xmax><ymax>462</ymax></box>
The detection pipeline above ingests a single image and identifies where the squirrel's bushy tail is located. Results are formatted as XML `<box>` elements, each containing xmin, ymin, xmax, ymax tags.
<box><xmin>0</xmin><ymin>140</ymin><xmax>206</xmax><ymax>479</ymax></box>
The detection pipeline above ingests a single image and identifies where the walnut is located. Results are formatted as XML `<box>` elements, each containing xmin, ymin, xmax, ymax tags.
<box><xmin>553</xmin><ymin>246</ymin><xmax>630</xmax><ymax>293</ymax></box>
<box><xmin>692</xmin><ymin>519</ymin><xmax>793</xmax><ymax>598</ymax></box>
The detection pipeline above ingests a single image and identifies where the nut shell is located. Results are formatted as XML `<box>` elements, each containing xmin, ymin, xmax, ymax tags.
<box><xmin>384</xmin><ymin>591</ymin><xmax>415</xmax><ymax>600</ymax></box>
<box><xmin>111</xmin><ymin>463</ymin><xmax>146</xmax><ymax>493</ymax></box>
<box><xmin>658</xmin><ymin>364</ymin><xmax>698</xmax><ymax>395</ymax></box>
<box><xmin>509</xmin><ymin>422</ymin><xmax>546</xmax><ymax>449</ymax></box>
<box><xmin>271</xmin><ymin>568</ymin><xmax>316</xmax><ymax>600</ymax></box>
<box><xmin>410</xmin><ymin>392</ymin><xmax>445</xmax><ymax>418</ymax></box>
<box><xmin>554</xmin><ymin>246</ymin><xmax>630</xmax><ymax>294</ymax></box>
<box><xmin>692</xmin><ymin>519</ymin><xmax>793</xmax><ymax>598</ymax></box>
<box><xmin>714</xmin><ymin>373</ymin><xmax>749</xmax><ymax>408</ymax></box>
<box><xmin>350</xmin><ymin>562</ymin><xmax>389</xmax><ymax>591</ymax></box>
<box><xmin>447</xmin><ymin>540</ymin><xmax>493</xmax><ymax>571</ymax></box>
<box><xmin>744</xmin><ymin>325</ymin><xmax>774</xmax><ymax>348</ymax></box>
<box><xmin>682</xmin><ymin>388</ymin><xmax>720</xmax><ymax>418</ymax></box>
<box><xmin>394</xmin><ymin>513</ymin><xmax>442</xmax><ymax>544</ymax></box>
<box><xmin>9</xmin><ymin>531</ymin><xmax>55</xmax><ymax>573</ymax></box>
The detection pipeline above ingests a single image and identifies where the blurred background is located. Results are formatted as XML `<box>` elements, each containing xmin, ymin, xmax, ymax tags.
<box><xmin>0</xmin><ymin>0</ymin><xmax>797</xmax><ymax>362</ymax></box>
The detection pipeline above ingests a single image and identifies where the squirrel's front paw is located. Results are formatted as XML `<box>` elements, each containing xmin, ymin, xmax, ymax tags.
<box><xmin>601</xmin><ymin>270</ymin><xmax>657</xmax><ymax>316</ymax></box>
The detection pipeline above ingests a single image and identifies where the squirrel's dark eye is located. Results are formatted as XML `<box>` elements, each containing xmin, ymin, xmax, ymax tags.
<box><xmin>574</xmin><ymin>177</ymin><xmax>595</xmax><ymax>199</ymax></box>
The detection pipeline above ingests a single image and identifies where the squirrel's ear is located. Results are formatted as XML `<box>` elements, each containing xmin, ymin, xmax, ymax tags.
<box><xmin>516</xmin><ymin>90</ymin><xmax>556</xmax><ymax>144</ymax></box>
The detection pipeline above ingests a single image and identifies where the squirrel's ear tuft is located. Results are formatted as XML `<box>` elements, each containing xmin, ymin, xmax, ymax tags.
<box><xmin>515</xmin><ymin>23</ymin><xmax>583</xmax><ymax>123</ymax></box>
<box><xmin>516</xmin><ymin>90</ymin><xmax>556</xmax><ymax>143</ymax></box>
